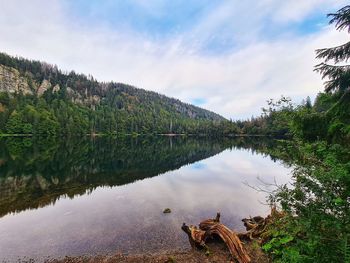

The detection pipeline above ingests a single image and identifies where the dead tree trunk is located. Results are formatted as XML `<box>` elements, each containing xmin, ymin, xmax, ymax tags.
<box><xmin>238</xmin><ymin>206</ymin><xmax>285</xmax><ymax>242</ymax></box>
<box><xmin>182</xmin><ymin>213</ymin><xmax>251</xmax><ymax>263</ymax></box>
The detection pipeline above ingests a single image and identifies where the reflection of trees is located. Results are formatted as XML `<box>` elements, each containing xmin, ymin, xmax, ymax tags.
<box><xmin>0</xmin><ymin>136</ymin><xmax>240</xmax><ymax>217</ymax></box>
<box><xmin>0</xmin><ymin>136</ymin><xmax>286</xmax><ymax>218</ymax></box>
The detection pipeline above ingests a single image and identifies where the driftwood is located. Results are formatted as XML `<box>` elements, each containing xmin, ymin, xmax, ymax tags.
<box><xmin>182</xmin><ymin>213</ymin><xmax>251</xmax><ymax>263</ymax></box>
<box><xmin>238</xmin><ymin>206</ymin><xmax>285</xmax><ymax>242</ymax></box>
<box><xmin>181</xmin><ymin>208</ymin><xmax>285</xmax><ymax>262</ymax></box>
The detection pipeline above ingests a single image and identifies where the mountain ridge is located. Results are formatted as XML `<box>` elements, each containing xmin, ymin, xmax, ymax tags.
<box><xmin>0</xmin><ymin>52</ymin><xmax>235</xmax><ymax>135</ymax></box>
<box><xmin>0</xmin><ymin>52</ymin><xmax>225</xmax><ymax>121</ymax></box>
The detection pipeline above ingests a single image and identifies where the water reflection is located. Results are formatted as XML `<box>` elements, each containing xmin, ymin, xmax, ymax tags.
<box><xmin>0</xmin><ymin>136</ymin><xmax>291</xmax><ymax>261</ymax></box>
<box><xmin>0</xmin><ymin>136</ymin><xmax>228</xmax><ymax>217</ymax></box>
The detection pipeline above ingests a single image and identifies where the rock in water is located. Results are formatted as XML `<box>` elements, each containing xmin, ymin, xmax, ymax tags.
<box><xmin>163</xmin><ymin>208</ymin><xmax>171</xmax><ymax>213</ymax></box>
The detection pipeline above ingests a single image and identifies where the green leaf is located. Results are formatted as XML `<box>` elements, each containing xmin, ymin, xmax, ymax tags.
<box><xmin>279</xmin><ymin>236</ymin><xmax>294</xmax><ymax>245</ymax></box>
<box><xmin>334</xmin><ymin>197</ymin><xmax>343</xmax><ymax>205</ymax></box>
<box><xmin>262</xmin><ymin>242</ymin><xmax>273</xmax><ymax>251</ymax></box>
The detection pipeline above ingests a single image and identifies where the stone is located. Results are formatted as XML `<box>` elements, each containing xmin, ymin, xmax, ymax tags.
<box><xmin>163</xmin><ymin>208</ymin><xmax>172</xmax><ymax>213</ymax></box>
<box><xmin>37</xmin><ymin>79</ymin><xmax>51</xmax><ymax>96</ymax></box>
<box><xmin>0</xmin><ymin>65</ymin><xmax>33</xmax><ymax>95</ymax></box>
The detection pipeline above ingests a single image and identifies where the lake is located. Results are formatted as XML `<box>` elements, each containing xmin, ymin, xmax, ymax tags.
<box><xmin>0</xmin><ymin>136</ymin><xmax>291</xmax><ymax>261</ymax></box>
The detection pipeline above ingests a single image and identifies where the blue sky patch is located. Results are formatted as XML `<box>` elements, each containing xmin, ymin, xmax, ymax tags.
<box><xmin>63</xmin><ymin>0</ymin><xmax>336</xmax><ymax>55</ymax></box>
<box><xmin>191</xmin><ymin>162</ymin><xmax>206</xmax><ymax>170</ymax></box>
<box><xmin>191</xmin><ymin>98</ymin><xmax>207</xmax><ymax>106</ymax></box>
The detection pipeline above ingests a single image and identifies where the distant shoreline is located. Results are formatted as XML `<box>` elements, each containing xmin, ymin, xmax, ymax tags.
<box><xmin>0</xmin><ymin>133</ymin><xmax>276</xmax><ymax>137</ymax></box>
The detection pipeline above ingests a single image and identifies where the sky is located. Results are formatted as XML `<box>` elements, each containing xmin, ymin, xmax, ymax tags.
<box><xmin>0</xmin><ymin>0</ymin><xmax>348</xmax><ymax>119</ymax></box>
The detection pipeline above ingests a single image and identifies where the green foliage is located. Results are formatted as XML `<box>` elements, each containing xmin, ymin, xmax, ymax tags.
<box><xmin>305</xmin><ymin>96</ymin><xmax>312</xmax><ymax>109</ymax></box>
<box><xmin>0</xmin><ymin>92</ymin><xmax>10</xmax><ymax>105</ymax></box>
<box><xmin>262</xmin><ymin>234</ymin><xmax>300</xmax><ymax>263</ymax></box>
<box><xmin>236</xmin><ymin>90</ymin><xmax>350</xmax><ymax>143</ymax></box>
<box><xmin>345</xmin><ymin>236</ymin><xmax>350</xmax><ymax>263</ymax></box>
<box><xmin>5</xmin><ymin>110</ymin><xmax>32</xmax><ymax>134</ymax></box>
<box><xmin>235</xmin><ymin>96</ymin><xmax>294</xmax><ymax>136</ymax></box>
<box><xmin>313</xmin><ymin>92</ymin><xmax>335</xmax><ymax>112</ymax></box>
<box><xmin>261</xmin><ymin>140</ymin><xmax>350</xmax><ymax>263</ymax></box>
<box><xmin>291</xmin><ymin>110</ymin><xmax>329</xmax><ymax>140</ymax></box>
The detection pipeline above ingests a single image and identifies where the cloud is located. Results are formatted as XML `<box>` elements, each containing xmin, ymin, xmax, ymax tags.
<box><xmin>0</xmin><ymin>0</ymin><xmax>348</xmax><ymax>119</ymax></box>
<box><xmin>271</xmin><ymin>0</ymin><xmax>348</xmax><ymax>23</ymax></box>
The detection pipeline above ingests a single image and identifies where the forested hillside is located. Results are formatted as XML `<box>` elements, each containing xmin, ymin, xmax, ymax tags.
<box><xmin>0</xmin><ymin>53</ymin><xmax>237</xmax><ymax>136</ymax></box>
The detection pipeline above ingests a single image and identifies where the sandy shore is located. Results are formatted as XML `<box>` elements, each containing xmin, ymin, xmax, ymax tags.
<box><xmin>46</xmin><ymin>241</ymin><xmax>269</xmax><ymax>263</ymax></box>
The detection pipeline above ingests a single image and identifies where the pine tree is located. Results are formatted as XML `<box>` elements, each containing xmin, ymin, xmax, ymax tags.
<box><xmin>315</xmin><ymin>5</ymin><xmax>350</xmax><ymax>95</ymax></box>
<box><xmin>305</xmin><ymin>96</ymin><xmax>312</xmax><ymax>109</ymax></box>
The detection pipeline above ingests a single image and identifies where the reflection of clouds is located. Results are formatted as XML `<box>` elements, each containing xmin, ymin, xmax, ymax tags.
<box><xmin>0</xmin><ymin>147</ymin><xmax>291</xmax><ymax>260</ymax></box>
<box><xmin>190</xmin><ymin>162</ymin><xmax>206</xmax><ymax>170</ymax></box>
<box><xmin>63</xmin><ymin>211</ymin><xmax>73</xmax><ymax>216</ymax></box>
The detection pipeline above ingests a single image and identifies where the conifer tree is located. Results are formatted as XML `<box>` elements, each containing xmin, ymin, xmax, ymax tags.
<box><xmin>315</xmin><ymin>5</ymin><xmax>350</xmax><ymax>95</ymax></box>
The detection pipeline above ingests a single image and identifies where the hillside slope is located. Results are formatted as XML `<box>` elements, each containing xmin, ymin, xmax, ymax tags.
<box><xmin>0</xmin><ymin>52</ymin><xmax>233</xmax><ymax>135</ymax></box>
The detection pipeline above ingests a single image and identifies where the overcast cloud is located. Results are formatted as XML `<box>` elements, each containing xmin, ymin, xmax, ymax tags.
<box><xmin>0</xmin><ymin>0</ymin><xmax>348</xmax><ymax>119</ymax></box>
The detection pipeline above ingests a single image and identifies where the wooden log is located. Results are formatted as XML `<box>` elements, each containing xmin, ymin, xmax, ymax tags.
<box><xmin>204</xmin><ymin>222</ymin><xmax>251</xmax><ymax>263</ymax></box>
<box><xmin>239</xmin><ymin>206</ymin><xmax>286</xmax><ymax>241</ymax></box>
<box><xmin>198</xmin><ymin>212</ymin><xmax>221</xmax><ymax>230</ymax></box>
<box><xmin>181</xmin><ymin>223</ymin><xmax>207</xmax><ymax>249</ymax></box>
<box><xmin>182</xmin><ymin>213</ymin><xmax>251</xmax><ymax>263</ymax></box>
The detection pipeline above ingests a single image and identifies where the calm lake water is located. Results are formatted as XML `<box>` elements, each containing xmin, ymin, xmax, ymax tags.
<box><xmin>0</xmin><ymin>136</ymin><xmax>291</xmax><ymax>261</ymax></box>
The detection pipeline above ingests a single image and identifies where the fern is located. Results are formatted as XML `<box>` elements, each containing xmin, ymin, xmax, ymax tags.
<box><xmin>345</xmin><ymin>235</ymin><xmax>350</xmax><ymax>263</ymax></box>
